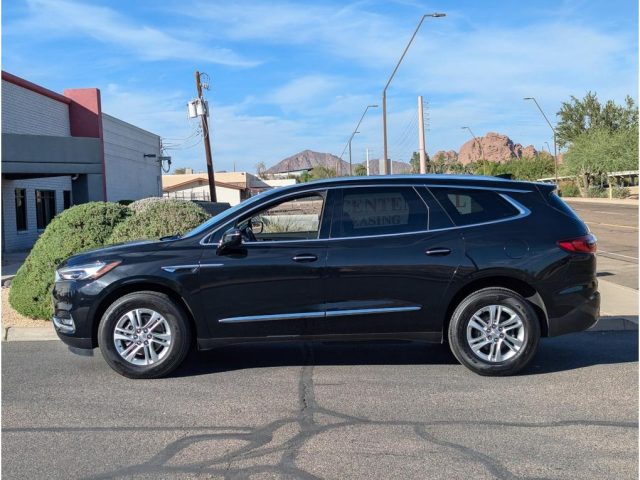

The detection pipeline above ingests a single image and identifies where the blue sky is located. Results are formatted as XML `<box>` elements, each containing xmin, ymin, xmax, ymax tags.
<box><xmin>3</xmin><ymin>0</ymin><xmax>638</xmax><ymax>172</ymax></box>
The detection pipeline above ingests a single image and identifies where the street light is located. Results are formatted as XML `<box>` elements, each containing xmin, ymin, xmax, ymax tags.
<box><xmin>340</xmin><ymin>104</ymin><xmax>378</xmax><ymax>176</ymax></box>
<box><xmin>461</xmin><ymin>126</ymin><xmax>485</xmax><ymax>175</ymax></box>
<box><xmin>382</xmin><ymin>12</ymin><xmax>445</xmax><ymax>175</ymax></box>
<box><xmin>524</xmin><ymin>97</ymin><xmax>558</xmax><ymax>184</ymax></box>
<box><xmin>544</xmin><ymin>141</ymin><xmax>551</xmax><ymax>154</ymax></box>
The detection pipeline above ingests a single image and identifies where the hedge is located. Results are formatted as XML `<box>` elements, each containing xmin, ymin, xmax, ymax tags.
<box><xmin>108</xmin><ymin>199</ymin><xmax>210</xmax><ymax>244</ymax></box>
<box><xmin>9</xmin><ymin>202</ymin><xmax>131</xmax><ymax>319</ymax></box>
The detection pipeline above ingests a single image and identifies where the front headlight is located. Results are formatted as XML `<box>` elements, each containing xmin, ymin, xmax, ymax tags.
<box><xmin>55</xmin><ymin>261</ymin><xmax>121</xmax><ymax>281</ymax></box>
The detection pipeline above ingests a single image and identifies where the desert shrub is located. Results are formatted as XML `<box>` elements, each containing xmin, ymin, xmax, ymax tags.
<box><xmin>558</xmin><ymin>181</ymin><xmax>581</xmax><ymax>198</ymax></box>
<box><xmin>587</xmin><ymin>185</ymin><xmax>608</xmax><ymax>198</ymax></box>
<box><xmin>109</xmin><ymin>199</ymin><xmax>210</xmax><ymax>243</ymax></box>
<box><xmin>9</xmin><ymin>203</ymin><xmax>131</xmax><ymax>319</ymax></box>
<box><xmin>612</xmin><ymin>186</ymin><xmax>631</xmax><ymax>199</ymax></box>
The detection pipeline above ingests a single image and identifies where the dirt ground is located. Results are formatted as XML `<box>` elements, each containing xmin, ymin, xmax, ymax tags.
<box><xmin>1</xmin><ymin>286</ymin><xmax>49</xmax><ymax>328</ymax></box>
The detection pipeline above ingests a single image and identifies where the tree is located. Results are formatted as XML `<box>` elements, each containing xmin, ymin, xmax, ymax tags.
<box><xmin>562</xmin><ymin>126</ymin><xmax>639</xmax><ymax>195</ymax></box>
<box><xmin>409</xmin><ymin>152</ymin><xmax>430</xmax><ymax>173</ymax></box>
<box><xmin>354</xmin><ymin>164</ymin><xmax>367</xmax><ymax>176</ymax></box>
<box><xmin>173</xmin><ymin>167</ymin><xmax>187</xmax><ymax>174</ymax></box>
<box><xmin>556</xmin><ymin>92</ymin><xmax>638</xmax><ymax>148</ymax></box>
<box><xmin>296</xmin><ymin>166</ymin><xmax>338</xmax><ymax>183</ymax></box>
<box><xmin>255</xmin><ymin>161</ymin><xmax>266</xmax><ymax>178</ymax></box>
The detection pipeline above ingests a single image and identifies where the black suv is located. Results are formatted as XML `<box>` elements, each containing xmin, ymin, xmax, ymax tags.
<box><xmin>53</xmin><ymin>175</ymin><xmax>599</xmax><ymax>378</ymax></box>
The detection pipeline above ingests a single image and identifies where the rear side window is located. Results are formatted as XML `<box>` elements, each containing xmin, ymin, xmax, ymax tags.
<box><xmin>429</xmin><ymin>188</ymin><xmax>520</xmax><ymax>226</ymax></box>
<box><xmin>547</xmin><ymin>192</ymin><xmax>581</xmax><ymax>220</ymax></box>
<box><xmin>333</xmin><ymin>186</ymin><xmax>428</xmax><ymax>238</ymax></box>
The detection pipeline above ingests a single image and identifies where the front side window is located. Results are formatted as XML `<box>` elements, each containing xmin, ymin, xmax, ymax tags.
<box><xmin>35</xmin><ymin>190</ymin><xmax>56</xmax><ymax>230</ymax></box>
<box><xmin>239</xmin><ymin>193</ymin><xmax>325</xmax><ymax>242</ymax></box>
<box><xmin>429</xmin><ymin>188</ymin><xmax>520</xmax><ymax>226</ymax></box>
<box><xmin>15</xmin><ymin>189</ymin><xmax>27</xmax><ymax>231</ymax></box>
<box><xmin>333</xmin><ymin>186</ymin><xmax>428</xmax><ymax>238</ymax></box>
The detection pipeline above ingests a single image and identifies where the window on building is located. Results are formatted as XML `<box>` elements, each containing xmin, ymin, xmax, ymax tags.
<box><xmin>15</xmin><ymin>189</ymin><xmax>27</xmax><ymax>231</ymax></box>
<box><xmin>429</xmin><ymin>188</ymin><xmax>520</xmax><ymax>226</ymax></box>
<box><xmin>36</xmin><ymin>190</ymin><xmax>56</xmax><ymax>230</ymax></box>
<box><xmin>63</xmin><ymin>190</ymin><xmax>72</xmax><ymax>210</ymax></box>
<box><xmin>333</xmin><ymin>186</ymin><xmax>429</xmax><ymax>238</ymax></box>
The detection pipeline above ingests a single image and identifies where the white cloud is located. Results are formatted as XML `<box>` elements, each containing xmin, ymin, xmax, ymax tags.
<box><xmin>14</xmin><ymin>0</ymin><xmax>258</xmax><ymax>67</ymax></box>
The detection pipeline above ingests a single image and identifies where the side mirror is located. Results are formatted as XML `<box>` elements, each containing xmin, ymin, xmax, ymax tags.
<box><xmin>217</xmin><ymin>228</ymin><xmax>242</xmax><ymax>255</ymax></box>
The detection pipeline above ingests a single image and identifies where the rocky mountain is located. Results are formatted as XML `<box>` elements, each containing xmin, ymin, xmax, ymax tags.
<box><xmin>458</xmin><ymin>132</ymin><xmax>538</xmax><ymax>165</ymax></box>
<box><xmin>363</xmin><ymin>159</ymin><xmax>412</xmax><ymax>175</ymax></box>
<box><xmin>265</xmin><ymin>150</ymin><xmax>350</xmax><ymax>175</ymax></box>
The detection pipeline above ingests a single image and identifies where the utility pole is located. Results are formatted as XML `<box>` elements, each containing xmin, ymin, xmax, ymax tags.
<box><xmin>418</xmin><ymin>96</ymin><xmax>427</xmax><ymax>174</ymax></box>
<box><xmin>195</xmin><ymin>71</ymin><xmax>217</xmax><ymax>202</ymax></box>
<box><xmin>348</xmin><ymin>138</ymin><xmax>353</xmax><ymax>176</ymax></box>
<box><xmin>366</xmin><ymin>148</ymin><xmax>370</xmax><ymax>175</ymax></box>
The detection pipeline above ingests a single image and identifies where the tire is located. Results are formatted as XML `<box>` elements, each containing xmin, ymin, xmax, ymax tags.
<box><xmin>447</xmin><ymin>287</ymin><xmax>540</xmax><ymax>376</ymax></box>
<box><xmin>98</xmin><ymin>291</ymin><xmax>192</xmax><ymax>379</ymax></box>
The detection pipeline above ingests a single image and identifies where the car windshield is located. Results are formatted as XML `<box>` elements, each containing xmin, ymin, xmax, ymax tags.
<box><xmin>182</xmin><ymin>188</ymin><xmax>280</xmax><ymax>238</ymax></box>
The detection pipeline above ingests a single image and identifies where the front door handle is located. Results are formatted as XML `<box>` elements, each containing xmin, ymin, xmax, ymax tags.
<box><xmin>426</xmin><ymin>248</ymin><xmax>451</xmax><ymax>256</ymax></box>
<box><xmin>292</xmin><ymin>254</ymin><xmax>318</xmax><ymax>263</ymax></box>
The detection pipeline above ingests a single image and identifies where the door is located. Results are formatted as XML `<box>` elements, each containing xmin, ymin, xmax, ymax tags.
<box><xmin>198</xmin><ymin>191</ymin><xmax>329</xmax><ymax>339</ymax></box>
<box><xmin>316</xmin><ymin>185</ymin><xmax>465</xmax><ymax>336</ymax></box>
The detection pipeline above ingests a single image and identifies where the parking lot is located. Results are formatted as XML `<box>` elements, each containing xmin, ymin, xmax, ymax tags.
<box><xmin>566</xmin><ymin>200</ymin><xmax>638</xmax><ymax>290</ymax></box>
<box><xmin>2</xmin><ymin>331</ymin><xmax>637</xmax><ymax>479</ymax></box>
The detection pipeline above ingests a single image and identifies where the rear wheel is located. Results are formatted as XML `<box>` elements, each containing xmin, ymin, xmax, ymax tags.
<box><xmin>448</xmin><ymin>287</ymin><xmax>540</xmax><ymax>376</ymax></box>
<box><xmin>98</xmin><ymin>291</ymin><xmax>191</xmax><ymax>379</ymax></box>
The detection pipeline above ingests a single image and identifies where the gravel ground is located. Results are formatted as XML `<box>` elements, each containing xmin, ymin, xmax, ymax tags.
<box><xmin>0</xmin><ymin>286</ymin><xmax>48</xmax><ymax>329</ymax></box>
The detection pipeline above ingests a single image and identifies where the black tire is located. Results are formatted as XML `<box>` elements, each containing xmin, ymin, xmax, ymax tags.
<box><xmin>98</xmin><ymin>291</ymin><xmax>192</xmax><ymax>379</ymax></box>
<box><xmin>447</xmin><ymin>287</ymin><xmax>540</xmax><ymax>376</ymax></box>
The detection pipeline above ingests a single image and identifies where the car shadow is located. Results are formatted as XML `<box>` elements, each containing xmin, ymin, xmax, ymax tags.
<box><xmin>170</xmin><ymin>331</ymin><xmax>638</xmax><ymax>378</ymax></box>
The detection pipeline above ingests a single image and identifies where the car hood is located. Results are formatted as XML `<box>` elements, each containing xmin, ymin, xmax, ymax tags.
<box><xmin>57</xmin><ymin>239</ymin><xmax>162</xmax><ymax>269</ymax></box>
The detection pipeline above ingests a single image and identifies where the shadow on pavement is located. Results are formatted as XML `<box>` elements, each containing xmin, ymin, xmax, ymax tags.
<box><xmin>171</xmin><ymin>331</ymin><xmax>638</xmax><ymax>378</ymax></box>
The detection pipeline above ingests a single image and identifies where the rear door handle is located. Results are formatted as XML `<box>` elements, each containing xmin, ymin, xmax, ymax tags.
<box><xmin>292</xmin><ymin>254</ymin><xmax>318</xmax><ymax>263</ymax></box>
<box><xmin>425</xmin><ymin>248</ymin><xmax>451</xmax><ymax>256</ymax></box>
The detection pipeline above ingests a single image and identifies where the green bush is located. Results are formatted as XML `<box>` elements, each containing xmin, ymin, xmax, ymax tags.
<box><xmin>587</xmin><ymin>185</ymin><xmax>608</xmax><ymax>198</ymax></box>
<box><xmin>109</xmin><ymin>199</ymin><xmax>209</xmax><ymax>243</ymax></box>
<box><xmin>9</xmin><ymin>203</ymin><xmax>131</xmax><ymax>319</ymax></box>
<box><xmin>117</xmin><ymin>199</ymin><xmax>134</xmax><ymax>206</ymax></box>
<box><xmin>128</xmin><ymin>196</ymin><xmax>169</xmax><ymax>213</ymax></box>
<box><xmin>558</xmin><ymin>181</ymin><xmax>581</xmax><ymax>198</ymax></box>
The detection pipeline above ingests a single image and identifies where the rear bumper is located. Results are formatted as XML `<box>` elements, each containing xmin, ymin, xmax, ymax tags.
<box><xmin>547</xmin><ymin>290</ymin><xmax>600</xmax><ymax>337</ymax></box>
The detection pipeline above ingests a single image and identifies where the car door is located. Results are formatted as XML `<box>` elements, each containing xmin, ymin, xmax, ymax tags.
<box><xmin>198</xmin><ymin>190</ymin><xmax>331</xmax><ymax>340</ymax></box>
<box><xmin>315</xmin><ymin>185</ymin><xmax>465</xmax><ymax>337</ymax></box>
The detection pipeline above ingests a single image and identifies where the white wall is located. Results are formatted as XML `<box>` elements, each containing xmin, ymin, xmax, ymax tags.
<box><xmin>2</xmin><ymin>176</ymin><xmax>71</xmax><ymax>252</ymax></box>
<box><xmin>102</xmin><ymin>113</ymin><xmax>162</xmax><ymax>202</ymax></box>
<box><xmin>1</xmin><ymin>80</ymin><xmax>71</xmax><ymax>137</ymax></box>
<box><xmin>165</xmin><ymin>185</ymin><xmax>242</xmax><ymax>205</ymax></box>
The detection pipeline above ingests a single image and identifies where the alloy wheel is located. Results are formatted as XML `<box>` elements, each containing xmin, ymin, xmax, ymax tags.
<box><xmin>113</xmin><ymin>308</ymin><xmax>172</xmax><ymax>366</ymax></box>
<box><xmin>466</xmin><ymin>305</ymin><xmax>525</xmax><ymax>363</ymax></box>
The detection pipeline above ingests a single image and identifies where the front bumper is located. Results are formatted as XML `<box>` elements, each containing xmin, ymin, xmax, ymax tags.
<box><xmin>547</xmin><ymin>290</ymin><xmax>600</xmax><ymax>337</ymax></box>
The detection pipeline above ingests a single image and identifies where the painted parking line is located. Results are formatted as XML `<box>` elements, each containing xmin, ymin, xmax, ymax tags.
<box><xmin>586</xmin><ymin>222</ymin><xmax>638</xmax><ymax>230</ymax></box>
<box><xmin>598</xmin><ymin>250</ymin><xmax>639</xmax><ymax>261</ymax></box>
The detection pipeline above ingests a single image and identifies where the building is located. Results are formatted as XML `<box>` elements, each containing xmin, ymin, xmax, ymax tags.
<box><xmin>162</xmin><ymin>172</ymin><xmax>277</xmax><ymax>206</ymax></box>
<box><xmin>1</xmin><ymin>71</ymin><xmax>162</xmax><ymax>252</ymax></box>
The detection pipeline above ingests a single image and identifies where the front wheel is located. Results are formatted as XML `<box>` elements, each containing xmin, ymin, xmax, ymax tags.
<box><xmin>448</xmin><ymin>287</ymin><xmax>540</xmax><ymax>376</ymax></box>
<box><xmin>98</xmin><ymin>291</ymin><xmax>192</xmax><ymax>379</ymax></box>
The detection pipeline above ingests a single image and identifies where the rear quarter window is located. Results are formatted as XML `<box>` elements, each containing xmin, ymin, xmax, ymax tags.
<box><xmin>429</xmin><ymin>188</ymin><xmax>520</xmax><ymax>226</ymax></box>
<box><xmin>547</xmin><ymin>192</ymin><xmax>581</xmax><ymax>220</ymax></box>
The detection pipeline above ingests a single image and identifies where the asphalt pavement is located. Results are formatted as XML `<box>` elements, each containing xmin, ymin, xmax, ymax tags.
<box><xmin>566</xmin><ymin>200</ymin><xmax>638</xmax><ymax>290</ymax></box>
<box><xmin>2</xmin><ymin>334</ymin><xmax>637</xmax><ymax>479</ymax></box>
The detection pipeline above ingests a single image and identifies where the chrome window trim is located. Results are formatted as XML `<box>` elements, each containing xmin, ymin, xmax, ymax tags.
<box><xmin>200</xmin><ymin>185</ymin><xmax>531</xmax><ymax>246</ymax></box>
<box><xmin>218</xmin><ymin>305</ymin><xmax>422</xmax><ymax>324</ymax></box>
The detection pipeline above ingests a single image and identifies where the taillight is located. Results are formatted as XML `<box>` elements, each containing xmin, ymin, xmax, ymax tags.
<box><xmin>557</xmin><ymin>234</ymin><xmax>597</xmax><ymax>253</ymax></box>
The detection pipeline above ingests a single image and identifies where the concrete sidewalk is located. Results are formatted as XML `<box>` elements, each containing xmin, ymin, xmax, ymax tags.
<box><xmin>564</xmin><ymin>197</ymin><xmax>639</xmax><ymax>206</ymax></box>
<box><xmin>1</xmin><ymin>250</ymin><xmax>29</xmax><ymax>286</ymax></box>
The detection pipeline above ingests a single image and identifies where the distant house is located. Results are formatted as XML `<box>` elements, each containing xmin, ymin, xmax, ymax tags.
<box><xmin>162</xmin><ymin>172</ymin><xmax>273</xmax><ymax>206</ymax></box>
<box><xmin>1</xmin><ymin>71</ymin><xmax>162</xmax><ymax>252</ymax></box>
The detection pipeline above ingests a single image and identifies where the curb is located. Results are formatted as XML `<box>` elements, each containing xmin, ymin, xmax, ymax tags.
<box><xmin>564</xmin><ymin>197</ymin><xmax>639</xmax><ymax>206</ymax></box>
<box><xmin>3</xmin><ymin>326</ymin><xmax>59</xmax><ymax>342</ymax></box>
<box><xmin>1</xmin><ymin>275</ymin><xmax>15</xmax><ymax>287</ymax></box>
<box><xmin>2</xmin><ymin>317</ymin><xmax>636</xmax><ymax>342</ymax></box>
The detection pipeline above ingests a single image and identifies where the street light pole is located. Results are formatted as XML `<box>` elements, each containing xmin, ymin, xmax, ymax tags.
<box><xmin>461</xmin><ymin>126</ymin><xmax>485</xmax><ymax>175</ymax></box>
<box><xmin>524</xmin><ymin>97</ymin><xmax>558</xmax><ymax>184</ymax></box>
<box><xmin>340</xmin><ymin>104</ymin><xmax>378</xmax><ymax>176</ymax></box>
<box><xmin>382</xmin><ymin>12</ymin><xmax>445</xmax><ymax>175</ymax></box>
